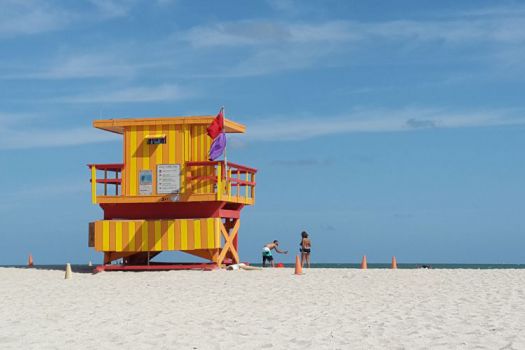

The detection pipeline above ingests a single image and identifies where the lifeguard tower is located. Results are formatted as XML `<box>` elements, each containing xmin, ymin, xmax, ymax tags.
<box><xmin>88</xmin><ymin>115</ymin><xmax>256</xmax><ymax>269</ymax></box>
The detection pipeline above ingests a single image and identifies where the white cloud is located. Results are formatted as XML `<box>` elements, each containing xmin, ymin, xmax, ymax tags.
<box><xmin>181</xmin><ymin>11</ymin><xmax>525</xmax><ymax>49</ymax></box>
<box><xmin>87</xmin><ymin>0</ymin><xmax>135</xmax><ymax>19</ymax></box>
<box><xmin>243</xmin><ymin>108</ymin><xmax>525</xmax><ymax>141</ymax></box>
<box><xmin>0</xmin><ymin>0</ymin><xmax>72</xmax><ymax>37</ymax></box>
<box><xmin>181</xmin><ymin>20</ymin><xmax>356</xmax><ymax>48</ymax></box>
<box><xmin>62</xmin><ymin>84</ymin><xmax>189</xmax><ymax>103</ymax></box>
<box><xmin>27</xmin><ymin>52</ymin><xmax>139</xmax><ymax>80</ymax></box>
<box><xmin>0</xmin><ymin>0</ymin><xmax>135</xmax><ymax>38</ymax></box>
<box><xmin>0</xmin><ymin>124</ymin><xmax>119</xmax><ymax>150</ymax></box>
<box><xmin>176</xmin><ymin>6</ymin><xmax>525</xmax><ymax>77</ymax></box>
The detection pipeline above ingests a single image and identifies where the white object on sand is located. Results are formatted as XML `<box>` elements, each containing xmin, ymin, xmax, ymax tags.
<box><xmin>64</xmin><ymin>263</ymin><xmax>72</xmax><ymax>279</ymax></box>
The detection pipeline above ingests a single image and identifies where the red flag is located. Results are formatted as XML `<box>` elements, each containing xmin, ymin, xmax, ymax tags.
<box><xmin>207</xmin><ymin>108</ymin><xmax>224</xmax><ymax>139</ymax></box>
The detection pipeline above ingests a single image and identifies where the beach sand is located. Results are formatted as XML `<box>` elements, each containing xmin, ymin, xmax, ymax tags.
<box><xmin>1</xmin><ymin>267</ymin><xmax>524</xmax><ymax>349</ymax></box>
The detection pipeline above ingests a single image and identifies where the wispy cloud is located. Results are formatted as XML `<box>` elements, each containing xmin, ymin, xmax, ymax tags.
<box><xmin>243</xmin><ymin>107</ymin><xmax>525</xmax><ymax>141</ymax></box>
<box><xmin>0</xmin><ymin>0</ymin><xmax>135</xmax><ymax>38</ymax></box>
<box><xmin>60</xmin><ymin>84</ymin><xmax>190</xmax><ymax>103</ymax></box>
<box><xmin>0</xmin><ymin>0</ymin><xmax>72</xmax><ymax>37</ymax></box>
<box><xmin>5</xmin><ymin>3</ymin><xmax>525</xmax><ymax>82</ymax></box>
<box><xmin>182</xmin><ymin>8</ymin><xmax>525</xmax><ymax>49</ymax></box>
<box><xmin>181</xmin><ymin>20</ymin><xmax>356</xmax><ymax>48</ymax></box>
<box><xmin>0</xmin><ymin>115</ymin><xmax>119</xmax><ymax>149</ymax></box>
<box><xmin>17</xmin><ymin>52</ymin><xmax>141</xmax><ymax>80</ymax></box>
<box><xmin>87</xmin><ymin>0</ymin><xmax>136</xmax><ymax>19</ymax></box>
<box><xmin>271</xmin><ymin>159</ymin><xmax>333</xmax><ymax>167</ymax></box>
<box><xmin>178</xmin><ymin>4</ymin><xmax>525</xmax><ymax>77</ymax></box>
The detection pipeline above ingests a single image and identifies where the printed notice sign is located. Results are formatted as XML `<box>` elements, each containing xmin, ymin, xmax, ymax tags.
<box><xmin>139</xmin><ymin>170</ymin><xmax>153</xmax><ymax>195</ymax></box>
<box><xmin>157</xmin><ymin>164</ymin><xmax>181</xmax><ymax>194</ymax></box>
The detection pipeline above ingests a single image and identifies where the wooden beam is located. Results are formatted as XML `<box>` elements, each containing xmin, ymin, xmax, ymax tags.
<box><xmin>217</xmin><ymin>219</ymin><xmax>240</xmax><ymax>265</ymax></box>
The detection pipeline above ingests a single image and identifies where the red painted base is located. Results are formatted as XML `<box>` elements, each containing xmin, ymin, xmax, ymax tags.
<box><xmin>93</xmin><ymin>262</ymin><xmax>218</xmax><ymax>273</ymax></box>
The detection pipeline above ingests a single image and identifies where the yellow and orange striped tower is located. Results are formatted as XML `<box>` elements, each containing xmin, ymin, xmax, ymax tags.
<box><xmin>88</xmin><ymin>116</ymin><xmax>256</xmax><ymax>268</ymax></box>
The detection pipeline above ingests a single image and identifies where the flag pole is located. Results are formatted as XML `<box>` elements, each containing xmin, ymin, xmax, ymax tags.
<box><xmin>222</xmin><ymin>106</ymin><xmax>227</xmax><ymax>177</ymax></box>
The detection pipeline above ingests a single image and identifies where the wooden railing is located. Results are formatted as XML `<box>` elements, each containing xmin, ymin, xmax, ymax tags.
<box><xmin>88</xmin><ymin>161</ymin><xmax>256</xmax><ymax>204</ymax></box>
<box><xmin>186</xmin><ymin>161</ymin><xmax>257</xmax><ymax>203</ymax></box>
<box><xmin>88</xmin><ymin>163</ymin><xmax>123</xmax><ymax>203</ymax></box>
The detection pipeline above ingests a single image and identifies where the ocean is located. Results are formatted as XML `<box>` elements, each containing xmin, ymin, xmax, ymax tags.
<box><xmin>2</xmin><ymin>263</ymin><xmax>525</xmax><ymax>272</ymax></box>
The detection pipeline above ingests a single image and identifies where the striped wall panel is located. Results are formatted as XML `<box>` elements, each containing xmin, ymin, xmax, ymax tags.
<box><xmin>190</xmin><ymin>125</ymin><xmax>213</xmax><ymax>194</ymax></box>
<box><xmin>124</xmin><ymin>125</ymin><xmax>186</xmax><ymax>196</ymax></box>
<box><xmin>92</xmin><ymin>218</ymin><xmax>220</xmax><ymax>252</ymax></box>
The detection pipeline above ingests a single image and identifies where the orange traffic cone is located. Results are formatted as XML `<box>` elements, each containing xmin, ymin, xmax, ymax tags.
<box><xmin>28</xmin><ymin>254</ymin><xmax>34</xmax><ymax>268</ymax></box>
<box><xmin>294</xmin><ymin>255</ymin><xmax>303</xmax><ymax>275</ymax></box>
<box><xmin>391</xmin><ymin>256</ymin><xmax>398</xmax><ymax>269</ymax></box>
<box><xmin>361</xmin><ymin>255</ymin><xmax>367</xmax><ymax>269</ymax></box>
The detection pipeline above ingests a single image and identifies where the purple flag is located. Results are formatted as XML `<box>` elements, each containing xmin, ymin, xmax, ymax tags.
<box><xmin>208</xmin><ymin>133</ymin><xmax>226</xmax><ymax>161</ymax></box>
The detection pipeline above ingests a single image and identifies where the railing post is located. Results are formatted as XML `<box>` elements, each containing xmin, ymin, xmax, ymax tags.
<box><xmin>185</xmin><ymin>166</ymin><xmax>192</xmax><ymax>194</ymax></box>
<box><xmin>236</xmin><ymin>169</ymin><xmax>240</xmax><ymax>201</ymax></box>
<box><xmin>251</xmin><ymin>173</ymin><xmax>256</xmax><ymax>199</ymax></box>
<box><xmin>245</xmin><ymin>171</ymin><xmax>249</xmax><ymax>201</ymax></box>
<box><xmin>91</xmin><ymin>166</ymin><xmax>97</xmax><ymax>204</ymax></box>
<box><xmin>116</xmin><ymin>170</ymin><xmax>119</xmax><ymax>196</ymax></box>
<box><xmin>217</xmin><ymin>162</ymin><xmax>222</xmax><ymax>201</ymax></box>
<box><xmin>227</xmin><ymin>169</ymin><xmax>232</xmax><ymax>200</ymax></box>
<box><xmin>104</xmin><ymin>170</ymin><xmax>108</xmax><ymax>195</ymax></box>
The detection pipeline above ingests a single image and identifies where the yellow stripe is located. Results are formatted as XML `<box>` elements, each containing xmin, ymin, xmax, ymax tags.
<box><xmin>154</xmin><ymin>220</ymin><xmax>161</xmax><ymax>251</ymax></box>
<box><xmin>184</xmin><ymin>125</ymin><xmax>190</xmax><ymax>162</ymax></box>
<box><xmin>102</xmin><ymin>221</ymin><xmax>110</xmax><ymax>251</ymax></box>
<box><xmin>207</xmin><ymin>218</ymin><xmax>214</xmax><ymax>248</ymax></box>
<box><xmin>183</xmin><ymin>125</ymin><xmax>190</xmax><ymax>194</ymax></box>
<box><xmin>194</xmin><ymin>220</ymin><xmax>201</xmax><ymax>249</ymax></box>
<box><xmin>130</xmin><ymin>126</ymin><xmax>137</xmax><ymax>195</ymax></box>
<box><xmin>192</xmin><ymin>127</ymin><xmax>197</xmax><ymax>161</ymax></box>
<box><xmin>215</xmin><ymin>218</ymin><xmax>220</xmax><ymax>248</ymax></box>
<box><xmin>200</xmin><ymin>126</ymin><xmax>205</xmax><ymax>160</ymax></box>
<box><xmin>168</xmin><ymin>126</ymin><xmax>175</xmax><ymax>163</ymax></box>
<box><xmin>168</xmin><ymin>221</ymin><xmax>175</xmax><ymax>250</ymax></box>
<box><xmin>181</xmin><ymin>220</ymin><xmax>188</xmax><ymax>250</ymax></box>
<box><xmin>141</xmin><ymin>221</ymin><xmax>148</xmax><ymax>251</ymax></box>
<box><xmin>91</xmin><ymin>166</ymin><xmax>97</xmax><ymax>204</ymax></box>
<box><xmin>115</xmin><ymin>221</ymin><xmax>123</xmax><ymax>252</ymax></box>
<box><xmin>156</xmin><ymin>125</ymin><xmax>163</xmax><ymax>165</ymax></box>
<box><xmin>217</xmin><ymin>163</ymin><xmax>222</xmax><ymax>200</ymax></box>
<box><xmin>129</xmin><ymin>221</ymin><xmax>136</xmax><ymax>251</ymax></box>
<box><xmin>142</xmin><ymin>127</ymin><xmax>150</xmax><ymax>170</ymax></box>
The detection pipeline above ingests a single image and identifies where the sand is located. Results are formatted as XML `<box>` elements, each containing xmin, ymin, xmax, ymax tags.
<box><xmin>1</xmin><ymin>267</ymin><xmax>524</xmax><ymax>349</ymax></box>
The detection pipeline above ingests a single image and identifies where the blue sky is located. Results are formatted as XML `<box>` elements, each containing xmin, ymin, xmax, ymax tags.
<box><xmin>1</xmin><ymin>0</ymin><xmax>524</xmax><ymax>264</ymax></box>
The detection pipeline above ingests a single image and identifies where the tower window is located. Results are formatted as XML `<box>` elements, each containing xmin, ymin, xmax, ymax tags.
<box><xmin>147</xmin><ymin>137</ymin><xmax>166</xmax><ymax>145</ymax></box>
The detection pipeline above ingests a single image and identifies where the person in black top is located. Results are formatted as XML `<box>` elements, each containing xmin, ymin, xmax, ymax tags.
<box><xmin>300</xmin><ymin>231</ymin><xmax>311</xmax><ymax>268</ymax></box>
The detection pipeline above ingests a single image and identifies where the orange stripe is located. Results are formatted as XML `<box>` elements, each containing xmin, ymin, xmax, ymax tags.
<box><xmin>199</xmin><ymin>127</ymin><xmax>204</xmax><ymax>192</ymax></box>
<box><xmin>123</xmin><ymin>128</ymin><xmax>128</xmax><ymax>195</ymax></box>
<box><xmin>161</xmin><ymin>220</ymin><xmax>169</xmax><ymax>250</ymax></box>
<box><xmin>124</xmin><ymin>127</ymin><xmax>128</xmax><ymax>195</ymax></box>
<box><xmin>176</xmin><ymin>126</ymin><xmax>184</xmax><ymax>191</ymax></box>
<box><xmin>204</xmin><ymin>130</ymin><xmax>210</xmax><ymax>192</ymax></box>
<box><xmin>128</xmin><ymin>221</ymin><xmax>136</xmax><ymax>252</ymax></box>
<box><xmin>174</xmin><ymin>220</ymin><xmax>181</xmax><ymax>250</ymax></box>
<box><xmin>197</xmin><ymin>126</ymin><xmax>201</xmax><ymax>159</ymax></box>
<box><xmin>122</xmin><ymin>221</ymin><xmax>129</xmax><ymax>252</ymax></box>
<box><xmin>109</xmin><ymin>221</ymin><xmax>116</xmax><ymax>251</ymax></box>
<box><xmin>136</xmin><ymin>127</ymin><xmax>143</xmax><ymax>177</ymax></box>
<box><xmin>148</xmin><ymin>221</ymin><xmax>156</xmax><ymax>251</ymax></box>
<box><xmin>200</xmin><ymin>219</ymin><xmax>207</xmax><ymax>248</ymax></box>
<box><xmin>135</xmin><ymin>221</ymin><xmax>142</xmax><ymax>251</ymax></box>
<box><xmin>176</xmin><ymin>126</ymin><xmax>183</xmax><ymax>163</ymax></box>
<box><xmin>163</xmin><ymin>125</ymin><xmax>169</xmax><ymax>164</ymax></box>
<box><xmin>95</xmin><ymin>221</ymin><xmax>103</xmax><ymax>250</ymax></box>
<box><xmin>151</xmin><ymin>126</ymin><xmax>158</xmax><ymax>194</ymax></box>
<box><xmin>143</xmin><ymin>126</ymin><xmax>150</xmax><ymax>170</ymax></box>
<box><xmin>187</xmin><ymin>219</ymin><xmax>195</xmax><ymax>250</ymax></box>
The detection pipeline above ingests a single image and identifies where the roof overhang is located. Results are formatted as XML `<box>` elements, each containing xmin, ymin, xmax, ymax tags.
<box><xmin>93</xmin><ymin>116</ymin><xmax>246</xmax><ymax>135</ymax></box>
